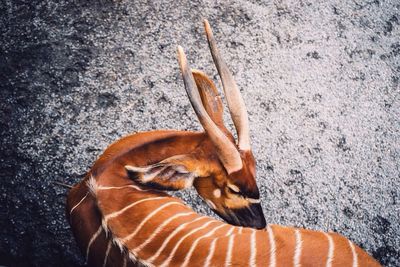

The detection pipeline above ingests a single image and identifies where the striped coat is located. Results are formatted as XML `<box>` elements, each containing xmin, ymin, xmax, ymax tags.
<box><xmin>67</xmin><ymin>174</ymin><xmax>381</xmax><ymax>267</ymax></box>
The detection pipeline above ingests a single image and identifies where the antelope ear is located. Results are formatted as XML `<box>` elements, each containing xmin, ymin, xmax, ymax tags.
<box><xmin>192</xmin><ymin>70</ymin><xmax>233</xmax><ymax>141</ymax></box>
<box><xmin>125</xmin><ymin>154</ymin><xmax>206</xmax><ymax>191</ymax></box>
<box><xmin>192</xmin><ymin>70</ymin><xmax>224</xmax><ymax>126</ymax></box>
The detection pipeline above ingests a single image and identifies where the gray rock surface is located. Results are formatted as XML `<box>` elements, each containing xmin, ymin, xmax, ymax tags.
<box><xmin>1</xmin><ymin>0</ymin><xmax>399</xmax><ymax>266</ymax></box>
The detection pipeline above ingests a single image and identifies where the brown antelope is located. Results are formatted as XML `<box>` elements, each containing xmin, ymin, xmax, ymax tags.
<box><xmin>66</xmin><ymin>20</ymin><xmax>381</xmax><ymax>266</ymax></box>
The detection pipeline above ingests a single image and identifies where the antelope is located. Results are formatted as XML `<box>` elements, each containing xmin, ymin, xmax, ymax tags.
<box><xmin>66</xmin><ymin>20</ymin><xmax>381</xmax><ymax>266</ymax></box>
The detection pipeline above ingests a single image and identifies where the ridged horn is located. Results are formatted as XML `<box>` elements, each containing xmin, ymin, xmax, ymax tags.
<box><xmin>177</xmin><ymin>46</ymin><xmax>242</xmax><ymax>173</ymax></box>
<box><xmin>203</xmin><ymin>19</ymin><xmax>251</xmax><ymax>150</ymax></box>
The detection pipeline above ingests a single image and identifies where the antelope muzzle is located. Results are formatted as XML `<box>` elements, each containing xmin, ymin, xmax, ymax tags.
<box><xmin>218</xmin><ymin>203</ymin><xmax>267</xmax><ymax>229</ymax></box>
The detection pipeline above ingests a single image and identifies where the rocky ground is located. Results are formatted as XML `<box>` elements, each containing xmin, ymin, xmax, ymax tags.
<box><xmin>1</xmin><ymin>0</ymin><xmax>399</xmax><ymax>266</ymax></box>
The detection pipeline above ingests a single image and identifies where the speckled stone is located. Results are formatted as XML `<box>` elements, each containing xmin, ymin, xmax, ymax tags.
<box><xmin>1</xmin><ymin>0</ymin><xmax>399</xmax><ymax>266</ymax></box>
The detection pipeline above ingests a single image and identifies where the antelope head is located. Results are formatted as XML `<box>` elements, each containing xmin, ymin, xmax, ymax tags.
<box><xmin>125</xmin><ymin>20</ymin><xmax>266</xmax><ymax>229</ymax></box>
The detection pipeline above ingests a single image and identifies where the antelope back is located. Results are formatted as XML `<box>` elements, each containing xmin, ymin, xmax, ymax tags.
<box><xmin>66</xmin><ymin>169</ymin><xmax>381</xmax><ymax>267</ymax></box>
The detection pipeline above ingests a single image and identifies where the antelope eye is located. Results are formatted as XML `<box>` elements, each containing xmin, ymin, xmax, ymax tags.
<box><xmin>228</xmin><ymin>187</ymin><xmax>237</xmax><ymax>194</ymax></box>
<box><xmin>227</xmin><ymin>184</ymin><xmax>241</xmax><ymax>194</ymax></box>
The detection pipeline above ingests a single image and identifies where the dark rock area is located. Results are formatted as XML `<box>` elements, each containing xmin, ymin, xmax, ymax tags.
<box><xmin>1</xmin><ymin>0</ymin><xmax>399</xmax><ymax>266</ymax></box>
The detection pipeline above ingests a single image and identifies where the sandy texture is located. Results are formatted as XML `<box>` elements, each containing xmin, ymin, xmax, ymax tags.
<box><xmin>1</xmin><ymin>0</ymin><xmax>399</xmax><ymax>266</ymax></box>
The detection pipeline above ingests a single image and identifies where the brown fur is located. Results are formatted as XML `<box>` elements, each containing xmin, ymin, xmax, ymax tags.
<box><xmin>67</xmin><ymin>172</ymin><xmax>381</xmax><ymax>267</ymax></box>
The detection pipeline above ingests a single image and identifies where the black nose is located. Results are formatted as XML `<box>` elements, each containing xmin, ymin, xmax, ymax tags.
<box><xmin>218</xmin><ymin>203</ymin><xmax>267</xmax><ymax>229</ymax></box>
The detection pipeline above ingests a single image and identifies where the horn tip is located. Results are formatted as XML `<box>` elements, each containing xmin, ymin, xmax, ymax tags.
<box><xmin>177</xmin><ymin>45</ymin><xmax>184</xmax><ymax>53</ymax></box>
<box><xmin>177</xmin><ymin>46</ymin><xmax>185</xmax><ymax>62</ymax></box>
<box><xmin>177</xmin><ymin>46</ymin><xmax>189</xmax><ymax>74</ymax></box>
<box><xmin>203</xmin><ymin>19</ymin><xmax>212</xmax><ymax>35</ymax></box>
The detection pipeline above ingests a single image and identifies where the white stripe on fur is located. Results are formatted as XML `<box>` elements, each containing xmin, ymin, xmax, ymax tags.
<box><xmin>131</xmin><ymin>212</ymin><xmax>195</xmax><ymax>254</ymax></box>
<box><xmin>159</xmin><ymin>220</ymin><xmax>218</xmax><ymax>267</ymax></box>
<box><xmin>348</xmin><ymin>239</ymin><xmax>358</xmax><ymax>267</ymax></box>
<box><xmin>146</xmin><ymin>217</ymin><xmax>208</xmax><ymax>263</ymax></box>
<box><xmin>294</xmin><ymin>229</ymin><xmax>302</xmax><ymax>267</ymax></box>
<box><xmin>86</xmin><ymin>226</ymin><xmax>103</xmax><ymax>262</ymax></box>
<box><xmin>325</xmin><ymin>233</ymin><xmax>334</xmax><ymax>267</ymax></box>
<box><xmin>70</xmin><ymin>192</ymin><xmax>88</xmax><ymax>214</ymax></box>
<box><xmin>267</xmin><ymin>226</ymin><xmax>276</xmax><ymax>267</ymax></box>
<box><xmin>122</xmin><ymin>201</ymin><xmax>185</xmax><ymax>243</ymax></box>
<box><xmin>250</xmin><ymin>229</ymin><xmax>257</xmax><ymax>266</ymax></box>
<box><xmin>182</xmin><ymin>223</ymin><xmax>226</xmax><ymax>267</ymax></box>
